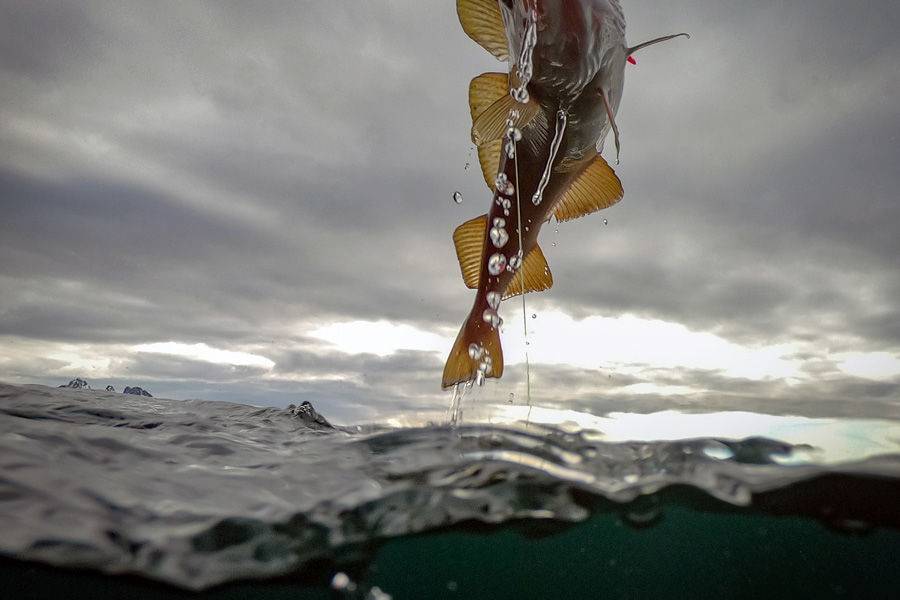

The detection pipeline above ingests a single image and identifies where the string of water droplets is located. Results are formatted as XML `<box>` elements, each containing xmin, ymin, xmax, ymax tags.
<box><xmin>450</xmin><ymin>10</ymin><xmax>540</xmax><ymax>427</ymax></box>
<box><xmin>511</xmin><ymin>10</ymin><xmax>539</xmax><ymax>425</ymax></box>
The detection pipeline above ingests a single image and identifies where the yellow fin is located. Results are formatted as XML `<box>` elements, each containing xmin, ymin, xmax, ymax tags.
<box><xmin>469</xmin><ymin>72</ymin><xmax>509</xmax><ymax>122</ymax></box>
<box><xmin>442</xmin><ymin>319</ymin><xmax>504</xmax><ymax>389</ymax></box>
<box><xmin>453</xmin><ymin>214</ymin><xmax>487</xmax><ymax>289</ymax></box>
<box><xmin>471</xmin><ymin>87</ymin><xmax>540</xmax><ymax>146</ymax></box>
<box><xmin>456</xmin><ymin>0</ymin><xmax>508</xmax><ymax>61</ymax></box>
<box><xmin>552</xmin><ymin>154</ymin><xmax>624</xmax><ymax>222</ymax></box>
<box><xmin>476</xmin><ymin>139</ymin><xmax>502</xmax><ymax>190</ymax></box>
<box><xmin>502</xmin><ymin>244</ymin><xmax>553</xmax><ymax>299</ymax></box>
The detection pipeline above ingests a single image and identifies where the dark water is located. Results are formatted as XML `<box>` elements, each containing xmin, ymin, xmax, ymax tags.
<box><xmin>2</xmin><ymin>382</ymin><xmax>899</xmax><ymax>599</ymax></box>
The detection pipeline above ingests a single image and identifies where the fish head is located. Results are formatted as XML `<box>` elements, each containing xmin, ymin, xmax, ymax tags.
<box><xmin>499</xmin><ymin>0</ymin><xmax>626</xmax><ymax>101</ymax></box>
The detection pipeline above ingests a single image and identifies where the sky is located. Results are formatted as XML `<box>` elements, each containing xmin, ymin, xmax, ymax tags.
<box><xmin>1</xmin><ymin>0</ymin><xmax>898</xmax><ymax>425</ymax></box>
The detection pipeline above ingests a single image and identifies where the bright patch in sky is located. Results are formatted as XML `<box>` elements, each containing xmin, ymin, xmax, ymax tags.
<box><xmin>133</xmin><ymin>342</ymin><xmax>275</xmax><ymax>369</ymax></box>
<box><xmin>501</xmin><ymin>311</ymin><xmax>802</xmax><ymax>380</ymax></box>
<box><xmin>834</xmin><ymin>352</ymin><xmax>900</xmax><ymax>381</ymax></box>
<box><xmin>310</xmin><ymin>321</ymin><xmax>447</xmax><ymax>357</ymax></box>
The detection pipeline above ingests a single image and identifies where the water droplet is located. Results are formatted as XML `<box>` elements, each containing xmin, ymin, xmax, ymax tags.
<box><xmin>531</xmin><ymin>109</ymin><xmax>568</xmax><ymax>205</ymax></box>
<box><xmin>464</xmin><ymin>162</ymin><xmax>470</xmax><ymax>171</ymax></box>
<box><xmin>482</xmin><ymin>308</ymin><xmax>502</xmax><ymax>328</ymax></box>
<box><xmin>603</xmin><ymin>218</ymin><xmax>608</xmax><ymax>225</ymax></box>
<box><xmin>510</xmin><ymin>87</ymin><xmax>530</xmax><ymax>104</ymax></box>
<box><xmin>493</xmin><ymin>217</ymin><xmax>506</xmax><ymax>228</ymax></box>
<box><xmin>490</xmin><ymin>226</ymin><xmax>509</xmax><ymax>248</ymax></box>
<box><xmin>468</xmin><ymin>343</ymin><xmax>484</xmax><ymax>360</ymax></box>
<box><xmin>331</xmin><ymin>572</ymin><xmax>354</xmax><ymax>591</ymax></box>
<box><xmin>504</xmin><ymin>139</ymin><xmax>516</xmax><ymax>159</ymax></box>
<box><xmin>507</xmin><ymin>251</ymin><xmax>522</xmax><ymax>271</ymax></box>
<box><xmin>508</xmin><ymin>392</ymin><xmax>515</xmax><ymax>403</ymax></box>
<box><xmin>475</xmin><ymin>370</ymin><xmax>485</xmax><ymax>386</ymax></box>
<box><xmin>551</xmin><ymin>242</ymin><xmax>557</xmax><ymax>247</ymax></box>
<box><xmin>487</xmin><ymin>253</ymin><xmax>506</xmax><ymax>276</ymax></box>
<box><xmin>452</xmin><ymin>191</ymin><xmax>463</xmax><ymax>204</ymax></box>
<box><xmin>531</xmin><ymin>313</ymin><xmax>537</xmax><ymax>319</ymax></box>
<box><xmin>494</xmin><ymin>172</ymin><xmax>514</xmax><ymax>196</ymax></box>
<box><xmin>505</xmin><ymin>126</ymin><xmax>522</xmax><ymax>142</ymax></box>
<box><xmin>486</xmin><ymin>291</ymin><xmax>501</xmax><ymax>310</ymax></box>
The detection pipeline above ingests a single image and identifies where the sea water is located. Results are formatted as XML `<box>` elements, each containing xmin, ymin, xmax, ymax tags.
<box><xmin>1</xmin><ymin>382</ymin><xmax>898</xmax><ymax>599</ymax></box>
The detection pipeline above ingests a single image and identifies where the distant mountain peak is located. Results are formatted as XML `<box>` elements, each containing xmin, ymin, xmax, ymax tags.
<box><xmin>59</xmin><ymin>378</ymin><xmax>91</xmax><ymax>389</ymax></box>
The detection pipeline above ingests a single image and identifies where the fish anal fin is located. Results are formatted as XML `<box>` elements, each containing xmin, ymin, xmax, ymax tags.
<box><xmin>477</xmin><ymin>139</ymin><xmax>503</xmax><ymax>190</ymax></box>
<box><xmin>552</xmin><ymin>154</ymin><xmax>624</xmax><ymax>223</ymax></box>
<box><xmin>442</xmin><ymin>318</ymin><xmax>504</xmax><ymax>389</ymax></box>
<box><xmin>503</xmin><ymin>244</ymin><xmax>553</xmax><ymax>299</ymax></box>
<box><xmin>457</xmin><ymin>0</ymin><xmax>509</xmax><ymax>61</ymax></box>
<box><xmin>453</xmin><ymin>214</ymin><xmax>487</xmax><ymax>289</ymax></box>
<box><xmin>471</xmin><ymin>87</ymin><xmax>540</xmax><ymax>146</ymax></box>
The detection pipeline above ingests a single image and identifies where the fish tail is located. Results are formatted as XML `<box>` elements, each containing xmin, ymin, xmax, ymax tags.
<box><xmin>441</xmin><ymin>315</ymin><xmax>504</xmax><ymax>389</ymax></box>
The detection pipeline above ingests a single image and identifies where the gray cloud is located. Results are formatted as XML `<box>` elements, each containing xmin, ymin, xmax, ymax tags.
<box><xmin>1</xmin><ymin>0</ymin><xmax>898</xmax><ymax>423</ymax></box>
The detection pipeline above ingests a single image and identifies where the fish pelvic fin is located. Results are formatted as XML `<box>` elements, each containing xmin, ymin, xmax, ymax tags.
<box><xmin>552</xmin><ymin>153</ymin><xmax>624</xmax><ymax>222</ymax></box>
<box><xmin>442</xmin><ymin>317</ymin><xmax>504</xmax><ymax>389</ymax></box>
<box><xmin>457</xmin><ymin>0</ymin><xmax>508</xmax><ymax>61</ymax></box>
<box><xmin>453</xmin><ymin>214</ymin><xmax>488</xmax><ymax>289</ymax></box>
<box><xmin>503</xmin><ymin>244</ymin><xmax>553</xmax><ymax>299</ymax></box>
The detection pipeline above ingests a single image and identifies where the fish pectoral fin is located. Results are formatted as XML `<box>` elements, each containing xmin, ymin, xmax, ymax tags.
<box><xmin>477</xmin><ymin>139</ymin><xmax>503</xmax><ymax>190</ymax></box>
<box><xmin>457</xmin><ymin>0</ymin><xmax>509</xmax><ymax>61</ymax></box>
<box><xmin>442</xmin><ymin>319</ymin><xmax>504</xmax><ymax>389</ymax></box>
<box><xmin>552</xmin><ymin>153</ymin><xmax>624</xmax><ymax>222</ymax></box>
<box><xmin>471</xmin><ymin>86</ymin><xmax>540</xmax><ymax>146</ymax></box>
<box><xmin>503</xmin><ymin>244</ymin><xmax>553</xmax><ymax>299</ymax></box>
<box><xmin>453</xmin><ymin>214</ymin><xmax>487</xmax><ymax>289</ymax></box>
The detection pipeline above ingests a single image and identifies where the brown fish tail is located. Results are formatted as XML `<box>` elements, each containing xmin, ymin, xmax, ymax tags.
<box><xmin>442</xmin><ymin>313</ymin><xmax>504</xmax><ymax>389</ymax></box>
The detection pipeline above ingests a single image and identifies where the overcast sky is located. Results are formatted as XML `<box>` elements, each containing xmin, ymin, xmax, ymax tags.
<box><xmin>1</xmin><ymin>0</ymin><xmax>898</xmax><ymax>425</ymax></box>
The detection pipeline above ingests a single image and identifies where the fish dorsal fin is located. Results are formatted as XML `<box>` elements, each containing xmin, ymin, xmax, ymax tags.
<box><xmin>503</xmin><ymin>244</ymin><xmax>553</xmax><ymax>299</ymax></box>
<box><xmin>551</xmin><ymin>153</ymin><xmax>624</xmax><ymax>222</ymax></box>
<box><xmin>453</xmin><ymin>214</ymin><xmax>487</xmax><ymax>289</ymax></box>
<box><xmin>471</xmin><ymin>82</ymin><xmax>540</xmax><ymax>146</ymax></box>
<box><xmin>477</xmin><ymin>139</ymin><xmax>502</xmax><ymax>190</ymax></box>
<box><xmin>457</xmin><ymin>0</ymin><xmax>508</xmax><ymax>61</ymax></box>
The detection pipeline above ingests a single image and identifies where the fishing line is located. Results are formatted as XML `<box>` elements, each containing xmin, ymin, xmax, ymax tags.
<box><xmin>511</xmin><ymin>117</ymin><xmax>533</xmax><ymax>426</ymax></box>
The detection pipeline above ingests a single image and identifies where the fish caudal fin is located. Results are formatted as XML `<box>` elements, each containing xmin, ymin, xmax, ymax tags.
<box><xmin>442</xmin><ymin>318</ymin><xmax>504</xmax><ymax>389</ymax></box>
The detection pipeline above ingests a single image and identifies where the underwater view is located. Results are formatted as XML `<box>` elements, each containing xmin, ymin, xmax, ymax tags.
<box><xmin>2</xmin><ymin>0</ymin><xmax>899</xmax><ymax>598</ymax></box>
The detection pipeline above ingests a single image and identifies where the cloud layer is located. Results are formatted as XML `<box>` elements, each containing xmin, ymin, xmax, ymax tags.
<box><xmin>1</xmin><ymin>1</ymin><xmax>898</xmax><ymax>424</ymax></box>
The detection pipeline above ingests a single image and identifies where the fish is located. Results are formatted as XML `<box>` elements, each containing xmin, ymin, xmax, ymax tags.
<box><xmin>442</xmin><ymin>0</ymin><xmax>687</xmax><ymax>389</ymax></box>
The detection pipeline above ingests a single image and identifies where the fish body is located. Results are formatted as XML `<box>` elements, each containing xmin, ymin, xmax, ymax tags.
<box><xmin>443</xmin><ymin>0</ymin><xmax>627</xmax><ymax>388</ymax></box>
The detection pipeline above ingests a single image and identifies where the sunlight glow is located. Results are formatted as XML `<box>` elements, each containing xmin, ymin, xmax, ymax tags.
<box><xmin>501</xmin><ymin>311</ymin><xmax>802</xmax><ymax>380</ymax></box>
<box><xmin>310</xmin><ymin>321</ymin><xmax>446</xmax><ymax>357</ymax></box>
<box><xmin>133</xmin><ymin>342</ymin><xmax>275</xmax><ymax>369</ymax></box>
<box><xmin>834</xmin><ymin>351</ymin><xmax>900</xmax><ymax>381</ymax></box>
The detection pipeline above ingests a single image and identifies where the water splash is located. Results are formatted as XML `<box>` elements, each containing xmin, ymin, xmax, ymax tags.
<box><xmin>532</xmin><ymin>110</ymin><xmax>568</xmax><ymax>205</ymax></box>
<box><xmin>510</xmin><ymin>10</ymin><xmax>538</xmax><ymax>104</ymax></box>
